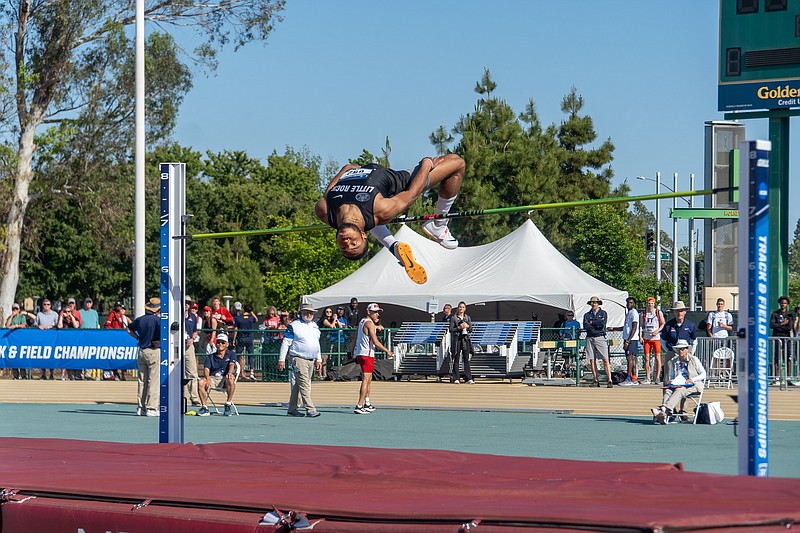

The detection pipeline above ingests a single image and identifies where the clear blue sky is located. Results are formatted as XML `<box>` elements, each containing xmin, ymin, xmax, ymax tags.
<box><xmin>172</xmin><ymin>1</ymin><xmax>799</xmax><ymax>248</ymax></box>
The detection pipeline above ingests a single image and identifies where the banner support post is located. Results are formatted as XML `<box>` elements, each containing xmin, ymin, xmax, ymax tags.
<box><xmin>737</xmin><ymin>140</ymin><xmax>770</xmax><ymax>477</ymax></box>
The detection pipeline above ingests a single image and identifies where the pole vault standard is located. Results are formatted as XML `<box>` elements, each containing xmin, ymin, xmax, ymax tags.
<box><xmin>191</xmin><ymin>187</ymin><xmax>734</xmax><ymax>241</ymax></box>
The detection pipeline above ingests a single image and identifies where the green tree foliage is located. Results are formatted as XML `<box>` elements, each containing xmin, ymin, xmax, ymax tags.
<box><xmin>557</xmin><ymin>86</ymin><xmax>615</xmax><ymax>201</ymax></box>
<box><xmin>349</xmin><ymin>149</ymin><xmax>378</xmax><ymax>167</ymax></box>
<box><xmin>427</xmin><ymin>70</ymin><xmax>615</xmax><ymax>253</ymax></box>
<box><xmin>179</xmin><ymin>144</ymin><xmax>358</xmax><ymax>312</ymax></box>
<box><xmin>429</xmin><ymin>125</ymin><xmax>454</xmax><ymax>155</ymax></box>
<box><xmin>436</xmin><ymin>70</ymin><xmax>561</xmax><ymax>245</ymax></box>
<box><xmin>570</xmin><ymin>205</ymin><xmax>642</xmax><ymax>289</ymax></box>
<box><xmin>568</xmin><ymin>204</ymin><xmax>670</xmax><ymax>301</ymax></box>
<box><xmin>0</xmin><ymin>0</ymin><xmax>286</xmax><ymax>316</ymax></box>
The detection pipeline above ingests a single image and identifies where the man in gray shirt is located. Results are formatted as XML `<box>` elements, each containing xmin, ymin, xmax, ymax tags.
<box><xmin>34</xmin><ymin>299</ymin><xmax>59</xmax><ymax>379</ymax></box>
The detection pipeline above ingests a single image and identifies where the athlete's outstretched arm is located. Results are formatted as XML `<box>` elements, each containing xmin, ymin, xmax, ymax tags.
<box><xmin>315</xmin><ymin>163</ymin><xmax>360</xmax><ymax>225</ymax></box>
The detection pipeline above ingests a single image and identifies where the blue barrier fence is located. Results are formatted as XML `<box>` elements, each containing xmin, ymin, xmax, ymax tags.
<box><xmin>0</xmin><ymin>329</ymin><xmax>138</xmax><ymax>370</ymax></box>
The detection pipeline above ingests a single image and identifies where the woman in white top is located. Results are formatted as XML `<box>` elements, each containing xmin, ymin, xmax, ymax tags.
<box><xmin>640</xmin><ymin>297</ymin><xmax>665</xmax><ymax>384</ymax></box>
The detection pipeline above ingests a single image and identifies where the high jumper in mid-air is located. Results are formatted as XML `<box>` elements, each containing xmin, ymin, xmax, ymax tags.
<box><xmin>315</xmin><ymin>154</ymin><xmax>465</xmax><ymax>284</ymax></box>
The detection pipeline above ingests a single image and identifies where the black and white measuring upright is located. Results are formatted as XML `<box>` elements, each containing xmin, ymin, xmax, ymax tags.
<box><xmin>159</xmin><ymin>163</ymin><xmax>187</xmax><ymax>444</ymax></box>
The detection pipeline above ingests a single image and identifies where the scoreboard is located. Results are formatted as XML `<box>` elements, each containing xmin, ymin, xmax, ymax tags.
<box><xmin>719</xmin><ymin>0</ymin><xmax>800</xmax><ymax>110</ymax></box>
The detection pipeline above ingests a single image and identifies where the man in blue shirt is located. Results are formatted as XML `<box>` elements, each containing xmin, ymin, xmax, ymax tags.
<box><xmin>197</xmin><ymin>333</ymin><xmax>238</xmax><ymax>416</ymax></box>
<box><xmin>127</xmin><ymin>297</ymin><xmax>161</xmax><ymax>417</ymax></box>
<box><xmin>560</xmin><ymin>311</ymin><xmax>581</xmax><ymax>340</ymax></box>
<box><xmin>662</xmin><ymin>301</ymin><xmax>697</xmax><ymax>355</ymax></box>
<box><xmin>233</xmin><ymin>303</ymin><xmax>259</xmax><ymax>382</ymax></box>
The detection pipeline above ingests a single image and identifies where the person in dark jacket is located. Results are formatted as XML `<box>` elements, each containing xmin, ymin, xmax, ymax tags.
<box><xmin>583</xmin><ymin>296</ymin><xmax>612</xmax><ymax>388</ymax></box>
<box><xmin>127</xmin><ymin>297</ymin><xmax>162</xmax><ymax>417</ymax></box>
<box><xmin>769</xmin><ymin>296</ymin><xmax>794</xmax><ymax>384</ymax></box>
<box><xmin>449</xmin><ymin>301</ymin><xmax>474</xmax><ymax>384</ymax></box>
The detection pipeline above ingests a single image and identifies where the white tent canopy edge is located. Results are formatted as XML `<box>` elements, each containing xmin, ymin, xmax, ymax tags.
<box><xmin>304</xmin><ymin>219</ymin><xmax>628</xmax><ymax>327</ymax></box>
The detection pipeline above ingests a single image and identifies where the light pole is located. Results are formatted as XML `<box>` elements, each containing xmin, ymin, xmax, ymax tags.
<box><xmin>638</xmin><ymin>173</ymin><xmax>692</xmax><ymax>304</ymax></box>
<box><xmin>673</xmin><ymin>173</ymin><xmax>679</xmax><ymax>305</ymax></box>
<box><xmin>637</xmin><ymin>173</ymin><xmax>662</xmax><ymax>281</ymax></box>
<box><xmin>688</xmin><ymin>173</ymin><xmax>697</xmax><ymax>311</ymax></box>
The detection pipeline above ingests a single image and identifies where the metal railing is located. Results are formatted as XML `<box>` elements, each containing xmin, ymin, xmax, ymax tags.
<box><xmin>196</xmin><ymin>328</ymin><xmax>394</xmax><ymax>382</ymax></box>
<box><xmin>535</xmin><ymin>328</ymin><xmax>800</xmax><ymax>388</ymax></box>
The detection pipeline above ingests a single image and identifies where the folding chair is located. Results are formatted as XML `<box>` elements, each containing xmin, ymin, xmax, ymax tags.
<box><xmin>207</xmin><ymin>361</ymin><xmax>241</xmax><ymax>415</ymax></box>
<box><xmin>709</xmin><ymin>347</ymin><xmax>735</xmax><ymax>389</ymax></box>
<box><xmin>669</xmin><ymin>388</ymin><xmax>704</xmax><ymax>424</ymax></box>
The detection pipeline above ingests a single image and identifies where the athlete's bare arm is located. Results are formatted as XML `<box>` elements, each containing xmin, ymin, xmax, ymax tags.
<box><xmin>365</xmin><ymin>319</ymin><xmax>393</xmax><ymax>358</ymax></box>
<box><xmin>371</xmin><ymin>158</ymin><xmax>435</xmax><ymax>224</ymax></box>
<box><xmin>315</xmin><ymin>163</ymin><xmax>360</xmax><ymax>224</ymax></box>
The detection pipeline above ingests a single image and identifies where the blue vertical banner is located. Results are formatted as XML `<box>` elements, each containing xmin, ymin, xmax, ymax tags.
<box><xmin>737</xmin><ymin>140</ymin><xmax>771</xmax><ymax>477</ymax></box>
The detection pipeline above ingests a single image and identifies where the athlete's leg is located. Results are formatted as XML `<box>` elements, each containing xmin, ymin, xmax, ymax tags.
<box><xmin>420</xmin><ymin>154</ymin><xmax>465</xmax><ymax>249</ymax></box>
<box><xmin>425</xmin><ymin>154</ymin><xmax>465</xmax><ymax>195</ymax></box>
<box><xmin>370</xmin><ymin>225</ymin><xmax>427</xmax><ymax>284</ymax></box>
<box><xmin>358</xmin><ymin>372</ymin><xmax>372</xmax><ymax>407</ymax></box>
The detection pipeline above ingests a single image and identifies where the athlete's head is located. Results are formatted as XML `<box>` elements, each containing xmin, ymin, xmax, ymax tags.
<box><xmin>336</xmin><ymin>223</ymin><xmax>369</xmax><ymax>260</ymax></box>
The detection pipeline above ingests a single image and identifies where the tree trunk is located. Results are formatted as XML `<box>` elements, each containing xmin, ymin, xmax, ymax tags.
<box><xmin>0</xmin><ymin>122</ymin><xmax>37</xmax><ymax>320</ymax></box>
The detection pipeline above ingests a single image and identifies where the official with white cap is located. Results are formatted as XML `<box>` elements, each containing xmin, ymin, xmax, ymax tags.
<box><xmin>278</xmin><ymin>302</ymin><xmax>323</xmax><ymax>418</ymax></box>
<box><xmin>650</xmin><ymin>339</ymin><xmax>706</xmax><ymax>424</ymax></box>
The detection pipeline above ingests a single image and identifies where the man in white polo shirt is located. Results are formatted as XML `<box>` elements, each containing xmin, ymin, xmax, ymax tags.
<box><xmin>278</xmin><ymin>303</ymin><xmax>323</xmax><ymax>418</ymax></box>
<box><xmin>620</xmin><ymin>297</ymin><xmax>641</xmax><ymax>386</ymax></box>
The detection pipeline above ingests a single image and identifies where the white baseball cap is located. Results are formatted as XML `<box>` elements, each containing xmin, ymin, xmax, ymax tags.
<box><xmin>366</xmin><ymin>303</ymin><xmax>383</xmax><ymax>312</ymax></box>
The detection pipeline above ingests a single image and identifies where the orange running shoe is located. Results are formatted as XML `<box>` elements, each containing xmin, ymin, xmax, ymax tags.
<box><xmin>395</xmin><ymin>242</ymin><xmax>427</xmax><ymax>284</ymax></box>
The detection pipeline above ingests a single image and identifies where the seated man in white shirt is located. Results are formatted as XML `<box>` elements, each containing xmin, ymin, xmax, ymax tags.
<box><xmin>650</xmin><ymin>339</ymin><xmax>706</xmax><ymax>424</ymax></box>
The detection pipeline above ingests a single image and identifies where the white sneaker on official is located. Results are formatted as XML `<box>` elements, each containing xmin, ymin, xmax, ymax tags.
<box><xmin>422</xmin><ymin>220</ymin><xmax>458</xmax><ymax>250</ymax></box>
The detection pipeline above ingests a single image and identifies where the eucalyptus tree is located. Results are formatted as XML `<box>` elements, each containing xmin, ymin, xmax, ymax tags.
<box><xmin>0</xmin><ymin>0</ymin><xmax>286</xmax><ymax>316</ymax></box>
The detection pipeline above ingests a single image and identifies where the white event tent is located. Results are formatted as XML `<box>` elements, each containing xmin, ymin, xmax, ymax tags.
<box><xmin>304</xmin><ymin>219</ymin><xmax>628</xmax><ymax>327</ymax></box>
